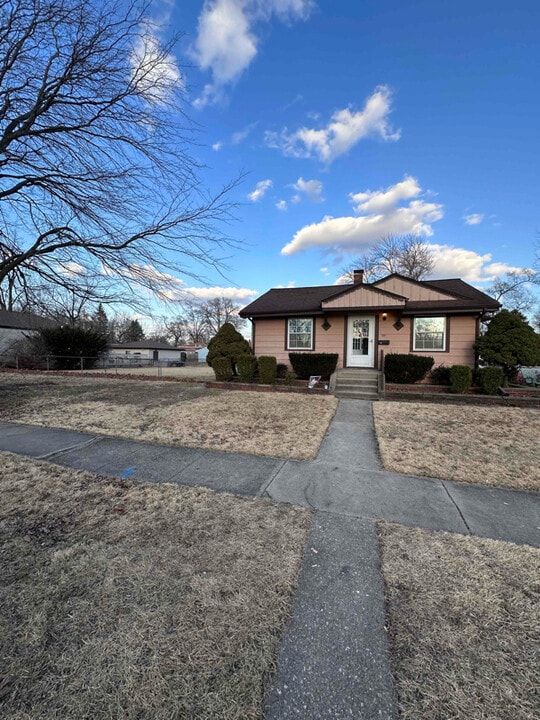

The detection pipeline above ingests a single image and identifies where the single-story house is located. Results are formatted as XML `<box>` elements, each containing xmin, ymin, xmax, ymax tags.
<box><xmin>196</xmin><ymin>347</ymin><xmax>209</xmax><ymax>363</ymax></box>
<box><xmin>239</xmin><ymin>271</ymin><xmax>501</xmax><ymax>370</ymax></box>
<box><xmin>107</xmin><ymin>341</ymin><xmax>187</xmax><ymax>365</ymax></box>
<box><xmin>0</xmin><ymin>309</ymin><xmax>57</xmax><ymax>354</ymax></box>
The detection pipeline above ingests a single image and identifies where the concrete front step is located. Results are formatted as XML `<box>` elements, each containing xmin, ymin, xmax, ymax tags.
<box><xmin>333</xmin><ymin>369</ymin><xmax>382</xmax><ymax>400</ymax></box>
<box><xmin>334</xmin><ymin>390</ymin><xmax>380</xmax><ymax>400</ymax></box>
<box><xmin>335</xmin><ymin>379</ymin><xmax>379</xmax><ymax>389</ymax></box>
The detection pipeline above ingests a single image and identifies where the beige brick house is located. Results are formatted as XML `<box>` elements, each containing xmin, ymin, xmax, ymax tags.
<box><xmin>239</xmin><ymin>271</ymin><xmax>500</xmax><ymax>371</ymax></box>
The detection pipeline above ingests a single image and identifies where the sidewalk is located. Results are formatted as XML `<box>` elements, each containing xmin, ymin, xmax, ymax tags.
<box><xmin>1</xmin><ymin>402</ymin><xmax>537</xmax><ymax>547</ymax></box>
<box><xmin>0</xmin><ymin>401</ymin><xmax>538</xmax><ymax>718</ymax></box>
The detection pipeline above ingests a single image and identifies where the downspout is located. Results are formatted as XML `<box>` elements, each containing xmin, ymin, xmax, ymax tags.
<box><xmin>378</xmin><ymin>348</ymin><xmax>386</xmax><ymax>398</ymax></box>
<box><xmin>474</xmin><ymin>311</ymin><xmax>483</xmax><ymax>370</ymax></box>
<box><xmin>248</xmin><ymin>318</ymin><xmax>255</xmax><ymax>352</ymax></box>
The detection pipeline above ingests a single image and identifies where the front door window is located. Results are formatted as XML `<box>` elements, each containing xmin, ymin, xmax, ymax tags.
<box><xmin>347</xmin><ymin>315</ymin><xmax>375</xmax><ymax>367</ymax></box>
<box><xmin>351</xmin><ymin>318</ymin><xmax>370</xmax><ymax>357</ymax></box>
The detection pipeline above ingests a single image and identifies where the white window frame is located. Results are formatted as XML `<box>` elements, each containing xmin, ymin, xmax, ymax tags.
<box><xmin>287</xmin><ymin>318</ymin><xmax>314</xmax><ymax>350</ymax></box>
<box><xmin>413</xmin><ymin>316</ymin><xmax>447</xmax><ymax>352</ymax></box>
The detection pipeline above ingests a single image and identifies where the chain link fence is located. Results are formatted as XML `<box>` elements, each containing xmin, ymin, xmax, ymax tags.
<box><xmin>0</xmin><ymin>353</ymin><xmax>205</xmax><ymax>377</ymax></box>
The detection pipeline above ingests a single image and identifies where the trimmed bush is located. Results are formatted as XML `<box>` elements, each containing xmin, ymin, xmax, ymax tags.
<box><xmin>207</xmin><ymin>323</ymin><xmax>252</xmax><ymax>376</ymax></box>
<box><xmin>276</xmin><ymin>363</ymin><xmax>288</xmax><ymax>379</ymax></box>
<box><xmin>384</xmin><ymin>354</ymin><xmax>434</xmax><ymax>384</ymax></box>
<box><xmin>450</xmin><ymin>365</ymin><xmax>472</xmax><ymax>394</ymax></box>
<box><xmin>237</xmin><ymin>354</ymin><xmax>257</xmax><ymax>383</ymax></box>
<box><xmin>430</xmin><ymin>364</ymin><xmax>451</xmax><ymax>385</ymax></box>
<box><xmin>284</xmin><ymin>370</ymin><xmax>296</xmax><ymax>386</ymax></box>
<box><xmin>479</xmin><ymin>366</ymin><xmax>504</xmax><ymax>395</ymax></box>
<box><xmin>212</xmin><ymin>356</ymin><xmax>233</xmax><ymax>382</ymax></box>
<box><xmin>288</xmin><ymin>353</ymin><xmax>338</xmax><ymax>380</ymax></box>
<box><xmin>258</xmin><ymin>355</ymin><xmax>277</xmax><ymax>384</ymax></box>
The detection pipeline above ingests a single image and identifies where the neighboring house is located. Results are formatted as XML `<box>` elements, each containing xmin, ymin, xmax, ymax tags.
<box><xmin>107</xmin><ymin>341</ymin><xmax>186</xmax><ymax>365</ymax></box>
<box><xmin>239</xmin><ymin>271</ymin><xmax>501</xmax><ymax>370</ymax></box>
<box><xmin>0</xmin><ymin>309</ymin><xmax>57</xmax><ymax>354</ymax></box>
<box><xmin>196</xmin><ymin>347</ymin><xmax>209</xmax><ymax>363</ymax></box>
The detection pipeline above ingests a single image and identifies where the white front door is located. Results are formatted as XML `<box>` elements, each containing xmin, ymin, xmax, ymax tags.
<box><xmin>347</xmin><ymin>315</ymin><xmax>375</xmax><ymax>367</ymax></box>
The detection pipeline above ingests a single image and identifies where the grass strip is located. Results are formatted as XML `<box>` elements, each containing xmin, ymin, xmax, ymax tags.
<box><xmin>379</xmin><ymin>522</ymin><xmax>540</xmax><ymax>720</ymax></box>
<box><xmin>0</xmin><ymin>452</ymin><xmax>312</xmax><ymax>719</ymax></box>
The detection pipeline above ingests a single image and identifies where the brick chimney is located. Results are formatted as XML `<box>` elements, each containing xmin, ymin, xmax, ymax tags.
<box><xmin>352</xmin><ymin>269</ymin><xmax>364</xmax><ymax>285</ymax></box>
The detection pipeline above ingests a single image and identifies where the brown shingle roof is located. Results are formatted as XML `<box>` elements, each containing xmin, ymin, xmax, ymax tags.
<box><xmin>239</xmin><ymin>275</ymin><xmax>501</xmax><ymax>318</ymax></box>
<box><xmin>0</xmin><ymin>309</ymin><xmax>57</xmax><ymax>330</ymax></box>
<box><xmin>423</xmin><ymin>278</ymin><xmax>500</xmax><ymax>308</ymax></box>
<box><xmin>109</xmin><ymin>341</ymin><xmax>179</xmax><ymax>350</ymax></box>
<box><xmin>239</xmin><ymin>284</ymin><xmax>347</xmax><ymax>317</ymax></box>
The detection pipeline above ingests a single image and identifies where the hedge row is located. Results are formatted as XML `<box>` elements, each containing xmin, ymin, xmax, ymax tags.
<box><xmin>384</xmin><ymin>354</ymin><xmax>434</xmax><ymax>384</ymax></box>
<box><xmin>288</xmin><ymin>353</ymin><xmax>338</xmax><ymax>380</ymax></box>
<box><xmin>387</xmin><ymin>355</ymin><xmax>506</xmax><ymax>394</ymax></box>
<box><xmin>213</xmin><ymin>352</ymin><xmax>339</xmax><ymax>384</ymax></box>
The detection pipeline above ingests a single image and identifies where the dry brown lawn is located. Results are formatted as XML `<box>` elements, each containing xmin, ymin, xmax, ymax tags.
<box><xmin>0</xmin><ymin>452</ymin><xmax>312</xmax><ymax>719</ymax></box>
<box><xmin>0</xmin><ymin>373</ymin><xmax>337</xmax><ymax>460</ymax></box>
<box><xmin>373</xmin><ymin>401</ymin><xmax>540</xmax><ymax>491</ymax></box>
<box><xmin>379</xmin><ymin>522</ymin><xmax>540</xmax><ymax>720</ymax></box>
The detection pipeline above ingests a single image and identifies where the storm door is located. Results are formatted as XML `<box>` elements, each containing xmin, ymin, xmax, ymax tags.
<box><xmin>347</xmin><ymin>315</ymin><xmax>375</xmax><ymax>367</ymax></box>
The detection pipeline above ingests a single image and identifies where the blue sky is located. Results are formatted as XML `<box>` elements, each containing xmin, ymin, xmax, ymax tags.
<box><xmin>139</xmin><ymin>0</ymin><xmax>539</xmax><ymax>313</ymax></box>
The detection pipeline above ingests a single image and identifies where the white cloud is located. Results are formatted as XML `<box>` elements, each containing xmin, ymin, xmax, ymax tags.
<box><xmin>57</xmin><ymin>261</ymin><xmax>86</xmax><ymax>277</ymax></box>
<box><xmin>182</xmin><ymin>286</ymin><xmax>258</xmax><ymax>301</ymax></box>
<box><xmin>291</xmin><ymin>177</ymin><xmax>324</xmax><ymax>203</ymax></box>
<box><xmin>463</xmin><ymin>213</ymin><xmax>484</xmax><ymax>225</ymax></box>
<box><xmin>213</xmin><ymin>122</ymin><xmax>257</xmax><ymax>151</ymax></box>
<box><xmin>275</xmin><ymin>280</ymin><xmax>296</xmax><ymax>288</ymax></box>
<box><xmin>190</xmin><ymin>0</ymin><xmax>314</xmax><ymax>108</ymax></box>
<box><xmin>131</xmin><ymin>24</ymin><xmax>182</xmax><ymax>104</ymax></box>
<box><xmin>265</xmin><ymin>86</ymin><xmax>400</xmax><ymax>163</ymax></box>
<box><xmin>281</xmin><ymin>177</ymin><xmax>443</xmax><ymax>256</ymax></box>
<box><xmin>276</xmin><ymin>200</ymin><xmax>288</xmax><ymax>211</ymax></box>
<box><xmin>428</xmin><ymin>244</ymin><xmax>527</xmax><ymax>282</ymax></box>
<box><xmin>248</xmin><ymin>179</ymin><xmax>273</xmax><ymax>202</ymax></box>
<box><xmin>350</xmin><ymin>175</ymin><xmax>420</xmax><ymax>213</ymax></box>
<box><xmin>101</xmin><ymin>263</ymin><xmax>257</xmax><ymax>304</ymax></box>
<box><xmin>158</xmin><ymin>285</ymin><xmax>258</xmax><ymax>302</ymax></box>
<box><xmin>231</xmin><ymin>122</ymin><xmax>258</xmax><ymax>144</ymax></box>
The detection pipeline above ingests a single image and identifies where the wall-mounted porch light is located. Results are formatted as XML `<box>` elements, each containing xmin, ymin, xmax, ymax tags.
<box><xmin>381</xmin><ymin>312</ymin><xmax>388</xmax><ymax>321</ymax></box>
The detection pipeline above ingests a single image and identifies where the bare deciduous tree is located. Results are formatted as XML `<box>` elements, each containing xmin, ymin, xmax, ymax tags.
<box><xmin>165</xmin><ymin>303</ymin><xmax>209</xmax><ymax>346</ymax></box>
<box><xmin>163</xmin><ymin>318</ymin><xmax>188</xmax><ymax>346</ymax></box>
<box><xmin>339</xmin><ymin>234</ymin><xmax>435</xmax><ymax>283</ymax></box>
<box><xmin>161</xmin><ymin>296</ymin><xmax>243</xmax><ymax>345</ymax></box>
<box><xmin>0</xmin><ymin>0</ymin><xmax>238</xmax><ymax>306</ymax></box>
<box><xmin>487</xmin><ymin>269</ymin><xmax>539</xmax><ymax>315</ymax></box>
<box><xmin>200</xmin><ymin>297</ymin><xmax>244</xmax><ymax>336</ymax></box>
<box><xmin>22</xmin><ymin>283</ymin><xmax>97</xmax><ymax>326</ymax></box>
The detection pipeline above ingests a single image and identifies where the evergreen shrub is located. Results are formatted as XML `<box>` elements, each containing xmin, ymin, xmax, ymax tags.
<box><xmin>258</xmin><ymin>356</ymin><xmax>277</xmax><ymax>384</ymax></box>
<box><xmin>288</xmin><ymin>353</ymin><xmax>338</xmax><ymax>380</ymax></box>
<box><xmin>384</xmin><ymin>354</ymin><xmax>434</xmax><ymax>384</ymax></box>
<box><xmin>212</xmin><ymin>356</ymin><xmax>233</xmax><ymax>382</ymax></box>
<box><xmin>450</xmin><ymin>365</ymin><xmax>472</xmax><ymax>393</ymax></box>
<box><xmin>430</xmin><ymin>364</ymin><xmax>451</xmax><ymax>385</ymax></box>
<box><xmin>237</xmin><ymin>354</ymin><xmax>257</xmax><ymax>383</ymax></box>
<box><xmin>40</xmin><ymin>326</ymin><xmax>108</xmax><ymax>369</ymax></box>
<box><xmin>206</xmin><ymin>323</ymin><xmax>252</xmax><ymax>376</ymax></box>
<box><xmin>475</xmin><ymin>309</ymin><xmax>540</xmax><ymax>383</ymax></box>
<box><xmin>284</xmin><ymin>370</ymin><xmax>296</xmax><ymax>386</ymax></box>
<box><xmin>479</xmin><ymin>366</ymin><xmax>504</xmax><ymax>395</ymax></box>
<box><xmin>276</xmin><ymin>363</ymin><xmax>288</xmax><ymax>379</ymax></box>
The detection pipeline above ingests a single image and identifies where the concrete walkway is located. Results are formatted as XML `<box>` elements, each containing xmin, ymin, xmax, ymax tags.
<box><xmin>0</xmin><ymin>401</ymin><xmax>538</xmax><ymax>719</ymax></box>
